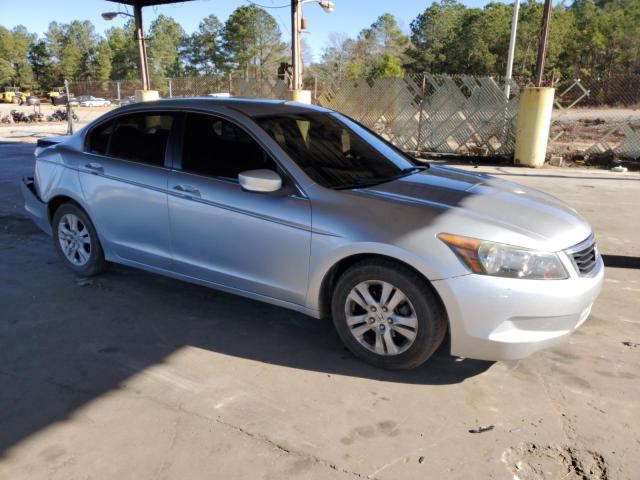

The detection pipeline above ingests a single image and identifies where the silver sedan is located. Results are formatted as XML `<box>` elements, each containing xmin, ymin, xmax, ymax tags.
<box><xmin>21</xmin><ymin>98</ymin><xmax>604</xmax><ymax>369</ymax></box>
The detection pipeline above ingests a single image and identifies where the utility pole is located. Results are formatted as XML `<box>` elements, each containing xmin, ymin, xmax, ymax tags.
<box><xmin>133</xmin><ymin>2</ymin><xmax>150</xmax><ymax>91</ymax></box>
<box><xmin>504</xmin><ymin>0</ymin><xmax>520</xmax><ymax>97</ymax></box>
<box><xmin>291</xmin><ymin>0</ymin><xmax>303</xmax><ymax>91</ymax></box>
<box><xmin>534</xmin><ymin>0</ymin><xmax>552</xmax><ymax>87</ymax></box>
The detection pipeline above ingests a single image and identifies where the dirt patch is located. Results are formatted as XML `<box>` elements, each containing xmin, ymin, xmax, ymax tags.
<box><xmin>503</xmin><ymin>442</ymin><xmax>608</xmax><ymax>480</ymax></box>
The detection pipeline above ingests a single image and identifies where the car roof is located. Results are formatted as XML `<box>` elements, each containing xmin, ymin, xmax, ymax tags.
<box><xmin>114</xmin><ymin>97</ymin><xmax>332</xmax><ymax>118</ymax></box>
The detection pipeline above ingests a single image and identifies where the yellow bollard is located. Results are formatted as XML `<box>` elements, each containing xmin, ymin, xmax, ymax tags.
<box><xmin>288</xmin><ymin>89</ymin><xmax>312</xmax><ymax>104</ymax></box>
<box><xmin>514</xmin><ymin>87</ymin><xmax>555</xmax><ymax>167</ymax></box>
<box><xmin>134</xmin><ymin>90</ymin><xmax>160</xmax><ymax>102</ymax></box>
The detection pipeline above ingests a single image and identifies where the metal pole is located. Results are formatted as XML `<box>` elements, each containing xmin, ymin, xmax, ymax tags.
<box><xmin>416</xmin><ymin>74</ymin><xmax>426</xmax><ymax>154</ymax></box>
<box><xmin>291</xmin><ymin>0</ymin><xmax>302</xmax><ymax>91</ymax></box>
<box><xmin>534</xmin><ymin>0</ymin><xmax>552</xmax><ymax>87</ymax></box>
<box><xmin>116</xmin><ymin>81</ymin><xmax>121</xmax><ymax>101</ymax></box>
<box><xmin>504</xmin><ymin>0</ymin><xmax>520</xmax><ymax>97</ymax></box>
<box><xmin>64</xmin><ymin>79</ymin><xmax>73</xmax><ymax>135</ymax></box>
<box><xmin>133</xmin><ymin>2</ymin><xmax>150</xmax><ymax>90</ymax></box>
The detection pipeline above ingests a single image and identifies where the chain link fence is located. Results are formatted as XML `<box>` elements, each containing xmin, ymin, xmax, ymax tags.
<box><xmin>548</xmin><ymin>75</ymin><xmax>640</xmax><ymax>163</ymax></box>
<box><xmin>66</xmin><ymin>73</ymin><xmax>640</xmax><ymax>162</ymax></box>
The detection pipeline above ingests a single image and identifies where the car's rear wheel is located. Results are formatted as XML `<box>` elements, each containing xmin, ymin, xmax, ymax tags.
<box><xmin>52</xmin><ymin>203</ymin><xmax>107</xmax><ymax>276</ymax></box>
<box><xmin>331</xmin><ymin>259</ymin><xmax>447</xmax><ymax>369</ymax></box>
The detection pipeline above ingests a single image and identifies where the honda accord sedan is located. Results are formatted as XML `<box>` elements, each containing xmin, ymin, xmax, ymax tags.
<box><xmin>21</xmin><ymin>98</ymin><xmax>604</xmax><ymax>369</ymax></box>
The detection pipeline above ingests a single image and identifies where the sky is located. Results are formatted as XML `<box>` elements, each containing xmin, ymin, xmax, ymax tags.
<box><xmin>2</xmin><ymin>0</ymin><xmax>507</xmax><ymax>61</ymax></box>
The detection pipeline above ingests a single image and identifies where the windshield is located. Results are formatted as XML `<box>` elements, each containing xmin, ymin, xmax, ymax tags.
<box><xmin>253</xmin><ymin>111</ymin><xmax>415</xmax><ymax>189</ymax></box>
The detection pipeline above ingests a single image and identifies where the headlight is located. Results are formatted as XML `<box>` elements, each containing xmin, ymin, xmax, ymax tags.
<box><xmin>438</xmin><ymin>233</ymin><xmax>568</xmax><ymax>280</ymax></box>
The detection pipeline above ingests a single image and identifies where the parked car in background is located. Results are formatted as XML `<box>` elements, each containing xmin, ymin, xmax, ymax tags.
<box><xmin>115</xmin><ymin>96</ymin><xmax>136</xmax><ymax>107</ymax></box>
<box><xmin>52</xmin><ymin>94</ymin><xmax>79</xmax><ymax>106</ymax></box>
<box><xmin>79</xmin><ymin>96</ymin><xmax>111</xmax><ymax>107</ymax></box>
<box><xmin>21</xmin><ymin>98</ymin><xmax>604</xmax><ymax>369</ymax></box>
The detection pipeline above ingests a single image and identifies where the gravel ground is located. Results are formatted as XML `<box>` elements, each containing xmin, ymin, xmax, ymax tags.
<box><xmin>0</xmin><ymin>139</ymin><xmax>639</xmax><ymax>480</ymax></box>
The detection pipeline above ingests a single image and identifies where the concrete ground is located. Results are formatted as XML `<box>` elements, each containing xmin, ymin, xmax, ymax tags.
<box><xmin>0</xmin><ymin>139</ymin><xmax>639</xmax><ymax>480</ymax></box>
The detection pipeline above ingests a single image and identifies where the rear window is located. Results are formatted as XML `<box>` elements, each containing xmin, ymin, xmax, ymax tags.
<box><xmin>88</xmin><ymin>113</ymin><xmax>174</xmax><ymax>167</ymax></box>
<box><xmin>88</xmin><ymin>120</ymin><xmax>113</xmax><ymax>155</ymax></box>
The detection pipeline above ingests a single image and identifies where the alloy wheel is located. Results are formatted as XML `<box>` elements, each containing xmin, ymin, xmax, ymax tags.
<box><xmin>344</xmin><ymin>280</ymin><xmax>418</xmax><ymax>356</ymax></box>
<box><xmin>58</xmin><ymin>213</ymin><xmax>91</xmax><ymax>266</ymax></box>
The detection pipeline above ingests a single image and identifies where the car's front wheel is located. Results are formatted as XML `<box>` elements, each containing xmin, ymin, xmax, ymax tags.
<box><xmin>331</xmin><ymin>259</ymin><xmax>447</xmax><ymax>369</ymax></box>
<box><xmin>52</xmin><ymin>203</ymin><xmax>108</xmax><ymax>276</ymax></box>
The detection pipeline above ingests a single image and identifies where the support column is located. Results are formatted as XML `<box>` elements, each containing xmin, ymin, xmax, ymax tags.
<box><xmin>514</xmin><ymin>87</ymin><xmax>555</xmax><ymax>167</ymax></box>
<box><xmin>289</xmin><ymin>0</ymin><xmax>311</xmax><ymax>103</ymax></box>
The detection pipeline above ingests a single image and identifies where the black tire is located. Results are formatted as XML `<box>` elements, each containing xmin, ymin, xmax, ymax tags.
<box><xmin>331</xmin><ymin>259</ymin><xmax>447</xmax><ymax>369</ymax></box>
<box><xmin>52</xmin><ymin>203</ymin><xmax>108</xmax><ymax>277</ymax></box>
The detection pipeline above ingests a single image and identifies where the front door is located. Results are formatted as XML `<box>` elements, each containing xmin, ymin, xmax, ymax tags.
<box><xmin>168</xmin><ymin>112</ymin><xmax>311</xmax><ymax>306</ymax></box>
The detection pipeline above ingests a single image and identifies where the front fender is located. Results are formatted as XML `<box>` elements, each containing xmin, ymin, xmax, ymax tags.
<box><xmin>305</xmin><ymin>239</ymin><xmax>460</xmax><ymax>314</ymax></box>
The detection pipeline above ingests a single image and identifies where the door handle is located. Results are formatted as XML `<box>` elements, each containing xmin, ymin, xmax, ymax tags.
<box><xmin>85</xmin><ymin>162</ymin><xmax>104</xmax><ymax>174</ymax></box>
<box><xmin>173</xmin><ymin>184</ymin><xmax>201</xmax><ymax>198</ymax></box>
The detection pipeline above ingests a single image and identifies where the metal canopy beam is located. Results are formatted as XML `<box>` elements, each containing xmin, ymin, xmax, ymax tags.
<box><xmin>107</xmin><ymin>0</ymin><xmax>195</xmax><ymax>7</ymax></box>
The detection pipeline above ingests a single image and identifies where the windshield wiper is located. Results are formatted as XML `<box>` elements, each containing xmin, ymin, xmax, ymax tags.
<box><xmin>332</xmin><ymin>166</ymin><xmax>429</xmax><ymax>190</ymax></box>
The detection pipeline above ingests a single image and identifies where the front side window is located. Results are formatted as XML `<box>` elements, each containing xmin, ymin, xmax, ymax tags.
<box><xmin>107</xmin><ymin>113</ymin><xmax>174</xmax><ymax>166</ymax></box>
<box><xmin>253</xmin><ymin>112</ymin><xmax>414</xmax><ymax>189</ymax></box>
<box><xmin>181</xmin><ymin>113</ymin><xmax>277</xmax><ymax>180</ymax></box>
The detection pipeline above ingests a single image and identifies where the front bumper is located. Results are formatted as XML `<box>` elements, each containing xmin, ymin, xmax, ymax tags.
<box><xmin>432</xmin><ymin>258</ymin><xmax>604</xmax><ymax>361</ymax></box>
<box><xmin>21</xmin><ymin>177</ymin><xmax>52</xmax><ymax>236</ymax></box>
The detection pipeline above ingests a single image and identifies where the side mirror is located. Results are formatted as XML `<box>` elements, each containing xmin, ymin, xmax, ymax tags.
<box><xmin>238</xmin><ymin>169</ymin><xmax>283</xmax><ymax>193</ymax></box>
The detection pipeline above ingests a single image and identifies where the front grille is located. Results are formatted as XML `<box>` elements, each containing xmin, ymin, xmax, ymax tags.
<box><xmin>568</xmin><ymin>238</ymin><xmax>598</xmax><ymax>275</ymax></box>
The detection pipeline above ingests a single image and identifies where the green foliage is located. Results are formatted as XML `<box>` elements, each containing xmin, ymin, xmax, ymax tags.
<box><xmin>184</xmin><ymin>14</ymin><xmax>226</xmax><ymax>75</ymax></box>
<box><xmin>222</xmin><ymin>5</ymin><xmax>287</xmax><ymax>79</ymax></box>
<box><xmin>0</xmin><ymin>0</ymin><xmax>638</xmax><ymax>91</ymax></box>
<box><xmin>106</xmin><ymin>21</ymin><xmax>138</xmax><ymax>81</ymax></box>
<box><xmin>310</xmin><ymin>13</ymin><xmax>408</xmax><ymax>83</ymax></box>
<box><xmin>370</xmin><ymin>53</ymin><xmax>404</xmax><ymax>79</ymax></box>
<box><xmin>0</xmin><ymin>25</ymin><xmax>36</xmax><ymax>87</ymax></box>
<box><xmin>95</xmin><ymin>41</ymin><xmax>112</xmax><ymax>84</ymax></box>
<box><xmin>148</xmin><ymin>15</ymin><xmax>186</xmax><ymax>84</ymax></box>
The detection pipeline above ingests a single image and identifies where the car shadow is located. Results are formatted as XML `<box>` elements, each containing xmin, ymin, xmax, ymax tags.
<box><xmin>99</xmin><ymin>264</ymin><xmax>495</xmax><ymax>387</ymax></box>
<box><xmin>0</xmin><ymin>141</ymin><xmax>492</xmax><ymax>457</ymax></box>
<box><xmin>602</xmin><ymin>254</ymin><xmax>640</xmax><ymax>269</ymax></box>
<box><xmin>0</xmin><ymin>240</ymin><xmax>493</xmax><ymax>457</ymax></box>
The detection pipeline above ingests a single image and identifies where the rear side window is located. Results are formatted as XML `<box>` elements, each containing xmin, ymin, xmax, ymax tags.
<box><xmin>88</xmin><ymin>120</ymin><xmax>114</xmax><ymax>155</ymax></box>
<box><xmin>97</xmin><ymin>113</ymin><xmax>174</xmax><ymax>166</ymax></box>
<box><xmin>182</xmin><ymin>113</ymin><xmax>277</xmax><ymax>180</ymax></box>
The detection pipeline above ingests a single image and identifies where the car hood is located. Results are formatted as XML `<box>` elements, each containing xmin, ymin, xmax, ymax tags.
<box><xmin>352</xmin><ymin>164</ymin><xmax>592</xmax><ymax>251</ymax></box>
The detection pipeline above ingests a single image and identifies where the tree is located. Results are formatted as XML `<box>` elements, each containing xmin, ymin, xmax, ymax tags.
<box><xmin>0</xmin><ymin>25</ymin><xmax>36</xmax><ymax>87</ymax></box>
<box><xmin>106</xmin><ymin>22</ymin><xmax>138</xmax><ymax>81</ymax></box>
<box><xmin>405</xmin><ymin>0</ymin><xmax>466</xmax><ymax>73</ymax></box>
<box><xmin>222</xmin><ymin>5</ymin><xmax>287</xmax><ymax>79</ymax></box>
<box><xmin>370</xmin><ymin>53</ymin><xmax>404</xmax><ymax>78</ymax></box>
<box><xmin>29</xmin><ymin>40</ymin><xmax>56</xmax><ymax>88</ymax></box>
<box><xmin>185</xmin><ymin>14</ymin><xmax>226</xmax><ymax>75</ymax></box>
<box><xmin>148</xmin><ymin>15</ymin><xmax>186</xmax><ymax>84</ymax></box>
<box><xmin>95</xmin><ymin>41</ymin><xmax>112</xmax><ymax>84</ymax></box>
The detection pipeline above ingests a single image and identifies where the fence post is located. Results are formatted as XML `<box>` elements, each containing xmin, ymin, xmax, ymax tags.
<box><xmin>416</xmin><ymin>74</ymin><xmax>426</xmax><ymax>154</ymax></box>
<box><xmin>313</xmin><ymin>77</ymin><xmax>318</xmax><ymax>102</ymax></box>
<box><xmin>168</xmin><ymin>79</ymin><xmax>173</xmax><ymax>98</ymax></box>
<box><xmin>116</xmin><ymin>81</ymin><xmax>121</xmax><ymax>101</ymax></box>
<box><xmin>228</xmin><ymin>73</ymin><xmax>233</xmax><ymax>95</ymax></box>
<box><xmin>64</xmin><ymin>79</ymin><xmax>74</xmax><ymax>135</ymax></box>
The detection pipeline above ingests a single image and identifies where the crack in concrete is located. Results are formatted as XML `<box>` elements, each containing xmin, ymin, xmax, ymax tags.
<box><xmin>175</xmin><ymin>404</ymin><xmax>372</xmax><ymax>479</ymax></box>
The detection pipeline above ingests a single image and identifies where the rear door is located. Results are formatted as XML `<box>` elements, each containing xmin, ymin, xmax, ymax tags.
<box><xmin>78</xmin><ymin>112</ymin><xmax>176</xmax><ymax>269</ymax></box>
<box><xmin>167</xmin><ymin>112</ymin><xmax>311</xmax><ymax>305</ymax></box>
